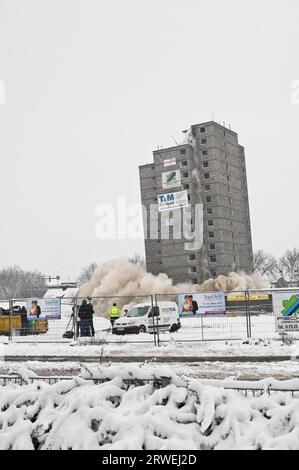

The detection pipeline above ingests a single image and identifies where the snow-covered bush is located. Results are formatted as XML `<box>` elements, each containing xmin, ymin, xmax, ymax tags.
<box><xmin>0</xmin><ymin>365</ymin><xmax>299</xmax><ymax>450</ymax></box>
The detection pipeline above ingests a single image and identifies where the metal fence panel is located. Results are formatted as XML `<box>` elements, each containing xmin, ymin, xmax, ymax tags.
<box><xmin>155</xmin><ymin>291</ymin><xmax>250</xmax><ymax>343</ymax></box>
<box><xmin>7</xmin><ymin>295</ymin><xmax>156</xmax><ymax>344</ymax></box>
<box><xmin>247</xmin><ymin>290</ymin><xmax>275</xmax><ymax>339</ymax></box>
<box><xmin>1</xmin><ymin>288</ymin><xmax>298</xmax><ymax>345</ymax></box>
<box><xmin>9</xmin><ymin>297</ymin><xmax>75</xmax><ymax>343</ymax></box>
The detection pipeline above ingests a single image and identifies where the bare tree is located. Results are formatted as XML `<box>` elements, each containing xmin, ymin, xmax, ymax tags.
<box><xmin>253</xmin><ymin>247</ymin><xmax>299</xmax><ymax>285</ymax></box>
<box><xmin>77</xmin><ymin>262</ymin><xmax>98</xmax><ymax>285</ymax></box>
<box><xmin>279</xmin><ymin>248</ymin><xmax>299</xmax><ymax>283</ymax></box>
<box><xmin>128</xmin><ymin>254</ymin><xmax>145</xmax><ymax>266</ymax></box>
<box><xmin>0</xmin><ymin>266</ymin><xmax>47</xmax><ymax>299</ymax></box>
<box><xmin>253</xmin><ymin>250</ymin><xmax>278</xmax><ymax>280</ymax></box>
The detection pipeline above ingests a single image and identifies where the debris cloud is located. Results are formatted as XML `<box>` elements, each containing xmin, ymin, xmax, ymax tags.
<box><xmin>78</xmin><ymin>259</ymin><xmax>269</xmax><ymax>317</ymax></box>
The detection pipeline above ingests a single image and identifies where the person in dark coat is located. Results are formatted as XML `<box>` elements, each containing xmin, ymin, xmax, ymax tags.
<box><xmin>20</xmin><ymin>306</ymin><xmax>28</xmax><ymax>335</ymax></box>
<box><xmin>78</xmin><ymin>299</ymin><xmax>91</xmax><ymax>336</ymax></box>
<box><xmin>87</xmin><ymin>301</ymin><xmax>95</xmax><ymax>336</ymax></box>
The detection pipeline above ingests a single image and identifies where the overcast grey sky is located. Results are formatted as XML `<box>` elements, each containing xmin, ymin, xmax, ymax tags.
<box><xmin>0</xmin><ymin>0</ymin><xmax>298</xmax><ymax>280</ymax></box>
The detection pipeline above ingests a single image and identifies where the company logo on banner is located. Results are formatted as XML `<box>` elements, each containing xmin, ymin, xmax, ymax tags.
<box><xmin>273</xmin><ymin>292</ymin><xmax>299</xmax><ymax>332</ymax></box>
<box><xmin>163</xmin><ymin>158</ymin><xmax>176</xmax><ymax>167</ymax></box>
<box><xmin>27</xmin><ymin>298</ymin><xmax>61</xmax><ymax>320</ymax></box>
<box><xmin>158</xmin><ymin>190</ymin><xmax>188</xmax><ymax>211</ymax></box>
<box><xmin>178</xmin><ymin>292</ymin><xmax>226</xmax><ymax>316</ymax></box>
<box><xmin>162</xmin><ymin>170</ymin><xmax>181</xmax><ymax>189</ymax></box>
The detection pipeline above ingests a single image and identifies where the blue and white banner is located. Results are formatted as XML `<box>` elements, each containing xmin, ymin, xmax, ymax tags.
<box><xmin>178</xmin><ymin>292</ymin><xmax>226</xmax><ymax>317</ymax></box>
<box><xmin>158</xmin><ymin>190</ymin><xmax>188</xmax><ymax>211</ymax></box>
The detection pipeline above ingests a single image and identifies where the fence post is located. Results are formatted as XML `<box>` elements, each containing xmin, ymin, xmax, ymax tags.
<box><xmin>154</xmin><ymin>294</ymin><xmax>160</xmax><ymax>347</ymax></box>
<box><xmin>245</xmin><ymin>290</ymin><xmax>249</xmax><ymax>338</ymax></box>
<box><xmin>247</xmin><ymin>290</ymin><xmax>252</xmax><ymax>338</ymax></box>
<box><xmin>73</xmin><ymin>297</ymin><xmax>78</xmax><ymax>341</ymax></box>
<box><xmin>200</xmin><ymin>316</ymin><xmax>204</xmax><ymax>341</ymax></box>
<box><xmin>151</xmin><ymin>295</ymin><xmax>157</xmax><ymax>347</ymax></box>
<box><xmin>9</xmin><ymin>299</ymin><xmax>13</xmax><ymax>342</ymax></box>
<box><xmin>245</xmin><ymin>290</ymin><xmax>251</xmax><ymax>339</ymax></box>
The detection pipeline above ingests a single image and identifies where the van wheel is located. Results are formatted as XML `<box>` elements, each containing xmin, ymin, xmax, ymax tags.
<box><xmin>139</xmin><ymin>325</ymin><xmax>146</xmax><ymax>333</ymax></box>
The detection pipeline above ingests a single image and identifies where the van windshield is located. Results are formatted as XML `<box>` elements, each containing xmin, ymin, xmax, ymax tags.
<box><xmin>127</xmin><ymin>306</ymin><xmax>149</xmax><ymax>317</ymax></box>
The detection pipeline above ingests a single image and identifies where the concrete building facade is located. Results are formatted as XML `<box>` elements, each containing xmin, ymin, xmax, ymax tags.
<box><xmin>139</xmin><ymin>121</ymin><xmax>253</xmax><ymax>285</ymax></box>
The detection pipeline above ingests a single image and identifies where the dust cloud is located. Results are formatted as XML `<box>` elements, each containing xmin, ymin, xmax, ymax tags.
<box><xmin>78</xmin><ymin>259</ymin><xmax>269</xmax><ymax>317</ymax></box>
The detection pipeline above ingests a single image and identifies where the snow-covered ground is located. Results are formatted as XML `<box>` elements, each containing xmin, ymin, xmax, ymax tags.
<box><xmin>0</xmin><ymin>364</ymin><xmax>299</xmax><ymax>450</ymax></box>
<box><xmin>1</xmin><ymin>337</ymin><xmax>299</xmax><ymax>359</ymax></box>
<box><xmin>5</xmin><ymin>313</ymin><xmax>299</xmax><ymax>348</ymax></box>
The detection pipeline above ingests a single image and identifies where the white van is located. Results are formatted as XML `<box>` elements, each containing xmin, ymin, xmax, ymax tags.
<box><xmin>112</xmin><ymin>301</ymin><xmax>181</xmax><ymax>335</ymax></box>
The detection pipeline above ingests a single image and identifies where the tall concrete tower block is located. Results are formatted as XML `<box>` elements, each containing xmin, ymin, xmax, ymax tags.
<box><xmin>139</xmin><ymin>121</ymin><xmax>253</xmax><ymax>284</ymax></box>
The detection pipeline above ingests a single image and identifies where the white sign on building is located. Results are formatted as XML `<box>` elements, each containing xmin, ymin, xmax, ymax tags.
<box><xmin>163</xmin><ymin>158</ymin><xmax>176</xmax><ymax>167</ymax></box>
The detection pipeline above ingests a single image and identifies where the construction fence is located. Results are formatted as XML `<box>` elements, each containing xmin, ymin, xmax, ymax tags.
<box><xmin>0</xmin><ymin>289</ymin><xmax>298</xmax><ymax>345</ymax></box>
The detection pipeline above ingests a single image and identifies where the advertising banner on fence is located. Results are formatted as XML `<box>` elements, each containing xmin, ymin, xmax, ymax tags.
<box><xmin>162</xmin><ymin>170</ymin><xmax>181</xmax><ymax>190</ymax></box>
<box><xmin>26</xmin><ymin>298</ymin><xmax>61</xmax><ymax>320</ymax></box>
<box><xmin>273</xmin><ymin>291</ymin><xmax>299</xmax><ymax>332</ymax></box>
<box><xmin>227</xmin><ymin>293</ymin><xmax>270</xmax><ymax>302</ymax></box>
<box><xmin>158</xmin><ymin>190</ymin><xmax>188</xmax><ymax>211</ymax></box>
<box><xmin>178</xmin><ymin>292</ymin><xmax>226</xmax><ymax>317</ymax></box>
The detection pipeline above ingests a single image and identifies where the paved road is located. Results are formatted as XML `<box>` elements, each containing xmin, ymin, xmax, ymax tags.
<box><xmin>2</xmin><ymin>354</ymin><xmax>295</xmax><ymax>363</ymax></box>
<box><xmin>1</xmin><ymin>356</ymin><xmax>298</xmax><ymax>381</ymax></box>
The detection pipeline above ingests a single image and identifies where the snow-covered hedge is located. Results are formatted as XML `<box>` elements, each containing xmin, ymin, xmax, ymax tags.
<box><xmin>0</xmin><ymin>365</ymin><xmax>299</xmax><ymax>450</ymax></box>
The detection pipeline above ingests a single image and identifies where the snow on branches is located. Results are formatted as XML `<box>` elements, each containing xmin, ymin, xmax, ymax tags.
<box><xmin>0</xmin><ymin>365</ymin><xmax>299</xmax><ymax>450</ymax></box>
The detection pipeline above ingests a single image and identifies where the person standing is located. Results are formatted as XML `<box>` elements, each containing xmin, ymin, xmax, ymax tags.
<box><xmin>87</xmin><ymin>300</ymin><xmax>95</xmax><ymax>336</ymax></box>
<box><xmin>78</xmin><ymin>299</ymin><xmax>91</xmax><ymax>336</ymax></box>
<box><xmin>20</xmin><ymin>306</ymin><xmax>28</xmax><ymax>335</ymax></box>
<box><xmin>108</xmin><ymin>303</ymin><xmax>121</xmax><ymax>328</ymax></box>
<box><xmin>71</xmin><ymin>305</ymin><xmax>80</xmax><ymax>337</ymax></box>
